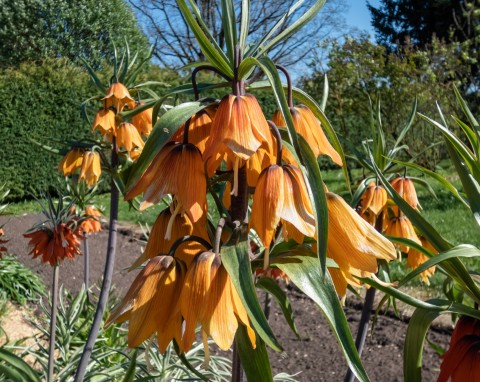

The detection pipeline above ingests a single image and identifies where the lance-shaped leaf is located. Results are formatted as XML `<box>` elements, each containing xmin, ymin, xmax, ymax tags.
<box><xmin>236</xmin><ymin>326</ymin><xmax>274</xmax><ymax>382</ymax></box>
<box><xmin>125</xmin><ymin>102</ymin><xmax>208</xmax><ymax>192</ymax></box>
<box><xmin>256</xmin><ymin>277</ymin><xmax>299</xmax><ymax>337</ymax></box>
<box><xmin>272</xmin><ymin>254</ymin><xmax>371</xmax><ymax>382</ymax></box>
<box><xmin>221</xmin><ymin>240</ymin><xmax>282</xmax><ymax>351</ymax></box>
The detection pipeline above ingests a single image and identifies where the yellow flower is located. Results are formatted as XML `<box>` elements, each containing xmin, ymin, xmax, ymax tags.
<box><xmin>406</xmin><ymin>237</ymin><xmax>437</xmax><ymax>284</ymax></box>
<box><xmin>125</xmin><ymin>142</ymin><xmax>207</xmax><ymax>223</ymax></box>
<box><xmin>79</xmin><ymin>151</ymin><xmax>101</xmax><ymax>187</ymax></box>
<box><xmin>103</xmin><ymin>82</ymin><xmax>135</xmax><ymax>112</ymax></box>
<box><xmin>58</xmin><ymin>149</ymin><xmax>84</xmax><ymax>176</ymax></box>
<box><xmin>131</xmin><ymin>205</ymin><xmax>210</xmax><ymax>269</ymax></box>
<box><xmin>92</xmin><ymin>109</ymin><xmax>116</xmax><ymax>137</ymax></box>
<box><xmin>359</xmin><ymin>182</ymin><xmax>387</xmax><ymax>216</ymax></box>
<box><xmin>132</xmin><ymin>103</ymin><xmax>153</xmax><ymax>137</ymax></box>
<box><xmin>180</xmin><ymin>251</ymin><xmax>256</xmax><ymax>351</ymax></box>
<box><xmin>325</xmin><ymin>192</ymin><xmax>397</xmax><ymax>297</ymax></box>
<box><xmin>385</xmin><ymin>215</ymin><xmax>421</xmax><ymax>253</ymax></box>
<box><xmin>116</xmin><ymin>122</ymin><xmax>145</xmax><ymax>154</ymax></box>
<box><xmin>271</xmin><ymin>106</ymin><xmax>342</xmax><ymax>166</ymax></box>
<box><xmin>107</xmin><ymin>255</ymin><xmax>186</xmax><ymax>352</ymax></box>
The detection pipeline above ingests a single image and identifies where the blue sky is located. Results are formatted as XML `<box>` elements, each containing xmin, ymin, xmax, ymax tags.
<box><xmin>345</xmin><ymin>0</ymin><xmax>380</xmax><ymax>34</ymax></box>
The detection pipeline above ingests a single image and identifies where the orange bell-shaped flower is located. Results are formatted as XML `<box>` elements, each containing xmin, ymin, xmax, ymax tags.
<box><xmin>406</xmin><ymin>237</ymin><xmax>437</xmax><ymax>284</ymax></box>
<box><xmin>79</xmin><ymin>151</ymin><xmax>101</xmax><ymax>187</ymax></box>
<box><xmin>78</xmin><ymin>206</ymin><xmax>103</xmax><ymax>235</ymax></box>
<box><xmin>103</xmin><ymin>82</ymin><xmax>135</xmax><ymax>112</ymax></box>
<box><xmin>116</xmin><ymin>122</ymin><xmax>145</xmax><ymax>154</ymax></box>
<box><xmin>272</xmin><ymin>106</ymin><xmax>342</xmax><ymax>166</ymax></box>
<box><xmin>180</xmin><ymin>251</ymin><xmax>256</xmax><ymax>351</ymax></box>
<box><xmin>390</xmin><ymin>176</ymin><xmax>419</xmax><ymax>210</ymax></box>
<box><xmin>385</xmin><ymin>215</ymin><xmax>421</xmax><ymax>253</ymax></box>
<box><xmin>107</xmin><ymin>255</ymin><xmax>186</xmax><ymax>352</ymax></box>
<box><xmin>325</xmin><ymin>192</ymin><xmax>397</xmax><ymax>297</ymax></box>
<box><xmin>125</xmin><ymin>142</ymin><xmax>207</xmax><ymax>223</ymax></box>
<box><xmin>0</xmin><ymin>228</ymin><xmax>8</xmax><ymax>257</ymax></box>
<box><xmin>132</xmin><ymin>103</ymin><xmax>153</xmax><ymax>137</ymax></box>
<box><xmin>438</xmin><ymin>316</ymin><xmax>480</xmax><ymax>382</ymax></box>
<box><xmin>359</xmin><ymin>182</ymin><xmax>388</xmax><ymax>216</ymax></box>
<box><xmin>59</xmin><ymin>149</ymin><xmax>84</xmax><ymax>176</ymax></box>
<box><xmin>92</xmin><ymin>109</ymin><xmax>116</xmax><ymax>137</ymax></box>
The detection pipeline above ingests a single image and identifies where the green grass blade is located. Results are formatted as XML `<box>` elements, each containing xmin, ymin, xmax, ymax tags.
<box><xmin>273</xmin><ymin>254</ymin><xmax>370</xmax><ymax>382</ymax></box>
<box><xmin>256</xmin><ymin>277</ymin><xmax>299</xmax><ymax>337</ymax></box>
<box><xmin>0</xmin><ymin>348</ymin><xmax>41</xmax><ymax>382</ymax></box>
<box><xmin>221</xmin><ymin>240</ymin><xmax>282</xmax><ymax>351</ymax></box>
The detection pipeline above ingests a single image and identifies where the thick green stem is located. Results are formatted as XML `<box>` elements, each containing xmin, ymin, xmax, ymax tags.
<box><xmin>47</xmin><ymin>263</ymin><xmax>59</xmax><ymax>382</ymax></box>
<box><xmin>74</xmin><ymin>145</ymin><xmax>119</xmax><ymax>382</ymax></box>
<box><xmin>83</xmin><ymin>235</ymin><xmax>89</xmax><ymax>292</ymax></box>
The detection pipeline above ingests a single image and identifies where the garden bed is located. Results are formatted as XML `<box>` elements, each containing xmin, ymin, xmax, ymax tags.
<box><xmin>1</xmin><ymin>213</ymin><xmax>451</xmax><ymax>381</ymax></box>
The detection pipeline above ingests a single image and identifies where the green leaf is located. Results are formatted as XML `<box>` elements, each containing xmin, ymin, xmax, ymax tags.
<box><xmin>404</xmin><ymin>307</ymin><xmax>440</xmax><ymax>382</ymax></box>
<box><xmin>221</xmin><ymin>240</ymin><xmax>282</xmax><ymax>351</ymax></box>
<box><xmin>0</xmin><ymin>348</ymin><xmax>41</xmax><ymax>382</ymax></box>
<box><xmin>453</xmin><ymin>85</ymin><xmax>480</xmax><ymax>135</ymax></box>
<box><xmin>125</xmin><ymin>102</ymin><xmax>208</xmax><ymax>192</ymax></box>
<box><xmin>250</xmin><ymin>0</ymin><xmax>326</xmax><ymax>57</ymax></box>
<box><xmin>393</xmin><ymin>98</ymin><xmax>417</xmax><ymax>152</ymax></box>
<box><xmin>81</xmin><ymin>58</ymin><xmax>107</xmax><ymax>93</ymax></box>
<box><xmin>124</xmin><ymin>44</ymin><xmax>155</xmax><ymax>86</ymax></box>
<box><xmin>236</xmin><ymin>325</ymin><xmax>274</xmax><ymax>382</ymax></box>
<box><xmin>176</xmin><ymin>0</ymin><xmax>233</xmax><ymax>77</ymax></box>
<box><xmin>256</xmin><ymin>277</ymin><xmax>299</xmax><ymax>337</ymax></box>
<box><xmin>221</xmin><ymin>0</ymin><xmax>237</xmax><ymax>63</ymax></box>
<box><xmin>297</xmin><ymin>135</ymin><xmax>328</xmax><ymax>275</ymax></box>
<box><xmin>273</xmin><ymin>254</ymin><xmax>370</xmax><ymax>382</ymax></box>
<box><xmin>122</xmin><ymin>350</ymin><xmax>137</xmax><ymax>382</ymax></box>
<box><xmin>239</xmin><ymin>0</ymin><xmax>250</xmax><ymax>50</ymax></box>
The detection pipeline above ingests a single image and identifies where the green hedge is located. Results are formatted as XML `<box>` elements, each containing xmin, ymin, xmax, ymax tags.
<box><xmin>0</xmin><ymin>59</ymin><xmax>96</xmax><ymax>199</ymax></box>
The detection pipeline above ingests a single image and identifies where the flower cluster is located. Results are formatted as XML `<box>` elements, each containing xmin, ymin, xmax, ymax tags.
<box><xmin>111</xmin><ymin>91</ymin><xmax>399</xmax><ymax>353</ymax></box>
<box><xmin>24</xmin><ymin>222</ymin><xmax>82</xmax><ymax>266</ymax></box>
<box><xmin>0</xmin><ymin>227</ymin><xmax>8</xmax><ymax>257</ymax></box>
<box><xmin>58</xmin><ymin>82</ymin><xmax>153</xmax><ymax>186</ymax></box>
<box><xmin>77</xmin><ymin>205</ymin><xmax>103</xmax><ymax>236</ymax></box>
<box><xmin>358</xmin><ymin>177</ymin><xmax>437</xmax><ymax>284</ymax></box>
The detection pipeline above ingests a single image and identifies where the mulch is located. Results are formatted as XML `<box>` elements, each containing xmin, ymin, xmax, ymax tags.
<box><xmin>0</xmin><ymin>213</ymin><xmax>451</xmax><ymax>381</ymax></box>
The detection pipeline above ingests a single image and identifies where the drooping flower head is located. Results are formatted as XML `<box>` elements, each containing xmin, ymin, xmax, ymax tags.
<box><xmin>59</xmin><ymin>148</ymin><xmax>84</xmax><ymax>176</ymax></box>
<box><xmin>390</xmin><ymin>176</ymin><xmax>419</xmax><ymax>210</ymax></box>
<box><xmin>384</xmin><ymin>215</ymin><xmax>421</xmax><ymax>253</ymax></box>
<box><xmin>359</xmin><ymin>181</ymin><xmax>387</xmax><ymax>216</ymax></box>
<box><xmin>24</xmin><ymin>223</ymin><xmax>82</xmax><ymax>266</ymax></box>
<box><xmin>438</xmin><ymin>316</ymin><xmax>480</xmax><ymax>382</ymax></box>
<box><xmin>92</xmin><ymin>108</ymin><xmax>116</xmax><ymax>137</ymax></box>
<box><xmin>203</xmin><ymin>94</ymin><xmax>273</xmax><ymax>195</ymax></box>
<box><xmin>103</xmin><ymin>82</ymin><xmax>135</xmax><ymax>112</ymax></box>
<box><xmin>125</xmin><ymin>142</ymin><xmax>207</xmax><ymax>223</ymax></box>
<box><xmin>271</xmin><ymin>106</ymin><xmax>342</xmax><ymax>166</ymax></box>
<box><xmin>107</xmin><ymin>255</ymin><xmax>186</xmax><ymax>352</ymax></box>
<box><xmin>324</xmin><ymin>192</ymin><xmax>397</xmax><ymax>297</ymax></box>
<box><xmin>132</xmin><ymin>103</ymin><xmax>153</xmax><ymax>137</ymax></box>
<box><xmin>116</xmin><ymin>122</ymin><xmax>145</xmax><ymax>155</ymax></box>
<box><xmin>79</xmin><ymin>151</ymin><xmax>101</xmax><ymax>187</ymax></box>
<box><xmin>249</xmin><ymin>163</ymin><xmax>315</xmax><ymax>268</ymax></box>
<box><xmin>78</xmin><ymin>205</ymin><xmax>103</xmax><ymax>236</ymax></box>
<box><xmin>131</xmin><ymin>205</ymin><xmax>210</xmax><ymax>269</ymax></box>
<box><xmin>180</xmin><ymin>250</ymin><xmax>256</xmax><ymax>351</ymax></box>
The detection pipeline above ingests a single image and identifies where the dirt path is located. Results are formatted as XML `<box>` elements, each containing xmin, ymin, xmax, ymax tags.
<box><xmin>0</xmin><ymin>213</ymin><xmax>451</xmax><ymax>381</ymax></box>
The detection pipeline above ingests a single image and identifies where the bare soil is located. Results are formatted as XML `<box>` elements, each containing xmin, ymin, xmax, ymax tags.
<box><xmin>0</xmin><ymin>213</ymin><xmax>452</xmax><ymax>381</ymax></box>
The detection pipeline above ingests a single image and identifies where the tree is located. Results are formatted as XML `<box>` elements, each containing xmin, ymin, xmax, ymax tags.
<box><xmin>0</xmin><ymin>0</ymin><xmax>149</xmax><ymax>68</ymax></box>
<box><xmin>367</xmin><ymin>0</ymin><xmax>475</xmax><ymax>48</ymax></box>
<box><xmin>130</xmin><ymin>0</ymin><xmax>349</xmax><ymax>68</ymax></box>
